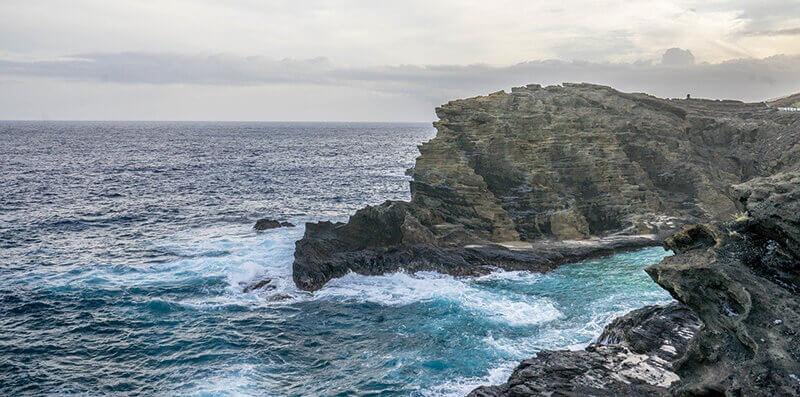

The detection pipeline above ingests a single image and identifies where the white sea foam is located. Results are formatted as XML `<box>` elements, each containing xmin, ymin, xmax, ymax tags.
<box><xmin>420</xmin><ymin>361</ymin><xmax>517</xmax><ymax>397</ymax></box>
<box><xmin>315</xmin><ymin>270</ymin><xmax>562</xmax><ymax>326</ymax></box>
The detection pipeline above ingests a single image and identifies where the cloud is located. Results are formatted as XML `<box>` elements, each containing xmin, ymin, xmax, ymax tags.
<box><xmin>661</xmin><ymin>48</ymin><xmax>695</xmax><ymax>66</ymax></box>
<box><xmin>2</xmin><ymin>50</ymin><xmax>800</xmax><ymax>121</ymax></box>
<box><xmin>1</xmin><ymin>51</ymin><xmax>800</xmax><ymax>101</ymax></box>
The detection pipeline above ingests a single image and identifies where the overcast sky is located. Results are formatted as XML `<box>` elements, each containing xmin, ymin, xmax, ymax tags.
<box><xmin>1</xmin><ymin>0</ymin><xmax>799</xmax><ymax>121</ymax></box>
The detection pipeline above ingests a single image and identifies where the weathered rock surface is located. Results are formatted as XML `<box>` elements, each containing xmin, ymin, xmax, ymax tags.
<box><xmin>469</xmin><ymin>303</ymin><xmax>701</xmax><ymax>396</ymax></box>
<box><xmin>254</xmin><ymin>218</ymin><xmax>294</xmax><ymax>231</ymax></box>
<box><xmin>646</xmin><ymin>171</ymin><xmax>800</xmax><ymax>396</ymax></box>
<box><xmin>294</xmin><ymin>83</ymin><xmax>800</xmax><ymax>291</ymax></box>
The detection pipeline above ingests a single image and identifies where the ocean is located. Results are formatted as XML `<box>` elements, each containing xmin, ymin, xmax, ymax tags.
<box><xmin>0</xmin><ymin>121</ymin><xmax>673</xmax><ymax>395</ymax></box>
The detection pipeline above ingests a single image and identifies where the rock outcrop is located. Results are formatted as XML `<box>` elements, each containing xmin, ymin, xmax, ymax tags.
<box><xmin>294</xmin><ymin>83</ymin><xmax>800</xmax><ymax>291</ymax></box>
<box><xmin>469</xmin><ymin>303</ymin><xmax>701</xmax><ymax>396</ymax></box>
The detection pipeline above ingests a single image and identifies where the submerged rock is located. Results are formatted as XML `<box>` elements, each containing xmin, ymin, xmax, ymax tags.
<box><xmin>469</xmin><ymin>303</ymin><xmax>701</xmax><ymax>396</ymax></box>
<box><xmin>241</xmin><ymin>278</ymin><xmax>274</xmax><ymax>293</ymax></box>
<box><xmin>294</xmin><ymin>83</ymin><xmax>800</xmax><ymax>290</ymax></box>
<box><xmin>254</xmin><ymin>218</ymin><xmax>294</xmax><ymax>231</ymax></box>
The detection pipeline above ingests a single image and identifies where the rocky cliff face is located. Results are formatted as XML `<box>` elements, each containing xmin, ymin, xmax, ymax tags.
<box><xmin>414</xmin><ymin>84</ymin><xmax>798</xmax><ymax>241</ymax></box>
<box><xmin>473</xmin><ymin>171</ymin><xmax>800</xmax><ymax>396</ymax></box>
<box><xmin>294</xmin><ymin>83</ymin><xmax>800</xmax><ymax>291</ymax></box>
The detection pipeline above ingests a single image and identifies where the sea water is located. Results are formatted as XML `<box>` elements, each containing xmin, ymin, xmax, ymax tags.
<box><xmin>0</xmin><ymin>121</ymin><xmax>673</xmax><ymax>395</ymax></box>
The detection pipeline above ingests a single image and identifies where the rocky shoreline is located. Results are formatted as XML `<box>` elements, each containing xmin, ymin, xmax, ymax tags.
<box><xmin>293</xmin><ymin>202</ymin><xmax>665</xmax><ymax>291</ymax></box>
<box><xmin>286</xmin><ymin>83</ymin><xmax>799</xmax><ymax>395</ymax></box>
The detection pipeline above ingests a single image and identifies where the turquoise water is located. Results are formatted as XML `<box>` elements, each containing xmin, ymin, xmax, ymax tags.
<box><xmin>1</xmin><ymin>223</ymin><xmax>671</xmax><ymax>395</ymax></box>
<box><xmin>0</xmin><ymin>122</ymin><xmax>673</xmax><ymax>395</ymax></box>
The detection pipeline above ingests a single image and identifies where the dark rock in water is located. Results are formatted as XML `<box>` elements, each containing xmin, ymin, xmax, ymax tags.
<box><xmin>293</xmin><ymin>83</ymin><xmax>800</xmax><ymax>290</ymax></box>
<box><xmin>254</xmin><ymin>218</ymin><xmax>294</xmax><ymax>231</ymax></box>
<box><xmin>646</xmin><ymin>171</ymin><xmax>800</xmax><ymax>396</ymax></box>
<box><xmin>241</xmin><ymin>278</ymin><xmax>274</xmax><ymax>293</ymax></box>
<box><xmin>292</xmin><ymin>199</ymin><xmax>661</xmax><ymax>291</ymax></box>
<box><xmin>469</xmin><ymin>303</ymin><xmax>701</xmax><ymax>396</ymax></box>
<box><xmin>405</xmin><ymin>166</ymin><xmax>414</xmax><ymax>176</ymax></box>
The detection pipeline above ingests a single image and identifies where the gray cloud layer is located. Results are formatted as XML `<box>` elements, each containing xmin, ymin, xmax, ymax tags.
<box><xmin>2</xmin><ymin>52</ymin><xmax>800</xmax><ymax>104</ymax></box>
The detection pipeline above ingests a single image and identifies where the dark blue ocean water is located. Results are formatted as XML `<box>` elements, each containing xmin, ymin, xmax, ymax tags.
<box><xmin>0</xmin><ymin>121</ymin><xmax>672</xmax><ymax>396</ymax></box>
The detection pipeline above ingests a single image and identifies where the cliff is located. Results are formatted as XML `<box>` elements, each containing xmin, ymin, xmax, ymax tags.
<box><xmin>294</xmin><ymin>83</ymin><xmax>800</xmax><ymax>291</ymax></box>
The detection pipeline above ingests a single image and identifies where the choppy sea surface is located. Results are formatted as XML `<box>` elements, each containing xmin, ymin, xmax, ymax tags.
<box><xmin>0</xmin><ymin>121</ymin><xmax>673</xmax><ymax>396</ymax></box>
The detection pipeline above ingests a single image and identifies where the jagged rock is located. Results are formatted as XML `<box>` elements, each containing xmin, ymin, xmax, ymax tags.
<box><xmin>469</xmin><ymin>303</ymin><xmax>701</xmax><ymax>396</ymax></box>
<box><xmin>254</xmin><ymin>218</ymin><xmax>294</xmax><ymax>231</ymax></box>
<box><xmin>293</xmin><ymin>83</ymin><xmax>800</xmax><ymax>290</ymax></box>
<box><xmin>646</xmin><ymin>171</ymin><xmax>800</xmax><ymax>396</ymax></box>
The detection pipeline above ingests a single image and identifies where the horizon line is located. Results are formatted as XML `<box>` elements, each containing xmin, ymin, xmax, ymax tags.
<box><xmin>0</xmin><ymin>119</ymin><xmax>435</xmax><ymax>124</ymax></box>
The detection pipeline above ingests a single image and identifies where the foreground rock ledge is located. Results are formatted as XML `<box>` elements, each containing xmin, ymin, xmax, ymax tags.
<box><xmin>292</xmin><ymin>83</ymin><xmax>800</xmax><ymax>291</ymax></box>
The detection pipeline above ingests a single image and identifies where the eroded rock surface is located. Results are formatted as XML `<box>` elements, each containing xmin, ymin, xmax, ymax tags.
<box><xmin>294</xmin><ymin>83</ymin><xmax>800</xmax><ymax>291</ymax></box>
<box><xmin>469</xmin><ymin>303</ymin><xmax>701</xmax><ymax>396</ymax></box>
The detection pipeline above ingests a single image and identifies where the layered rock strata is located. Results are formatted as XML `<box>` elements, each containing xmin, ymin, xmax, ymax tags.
<box><xmin>294</xmin><ymin>83</ymin><xmax>800</xmax><ymax>291</ymax></box>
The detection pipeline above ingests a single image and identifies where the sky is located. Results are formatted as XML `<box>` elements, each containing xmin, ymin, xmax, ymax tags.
<box><xmin>1</xmin><ymin>0</ymin><xmax>799</xmax><ymax>121</ymax></box>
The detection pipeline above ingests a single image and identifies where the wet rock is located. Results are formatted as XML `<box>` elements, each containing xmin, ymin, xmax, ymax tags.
<box><xmin>292</xmin><ymin>201</ymin><xmax>661</xmax><ymax>291</ymax></box>
<box><xmin>266</xmin><ymin>293</ymin><xmax>294</xmax><ymax>302</ymax></box>
<box><xmin>254</xmin><ymin>218</ymin><xmax>294</xmax><ymax>231</ymax></box>
<box><xmin>469</xmin><ymin>303</ymin><xmax>701</xmax><ymax>396</ymax></box>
